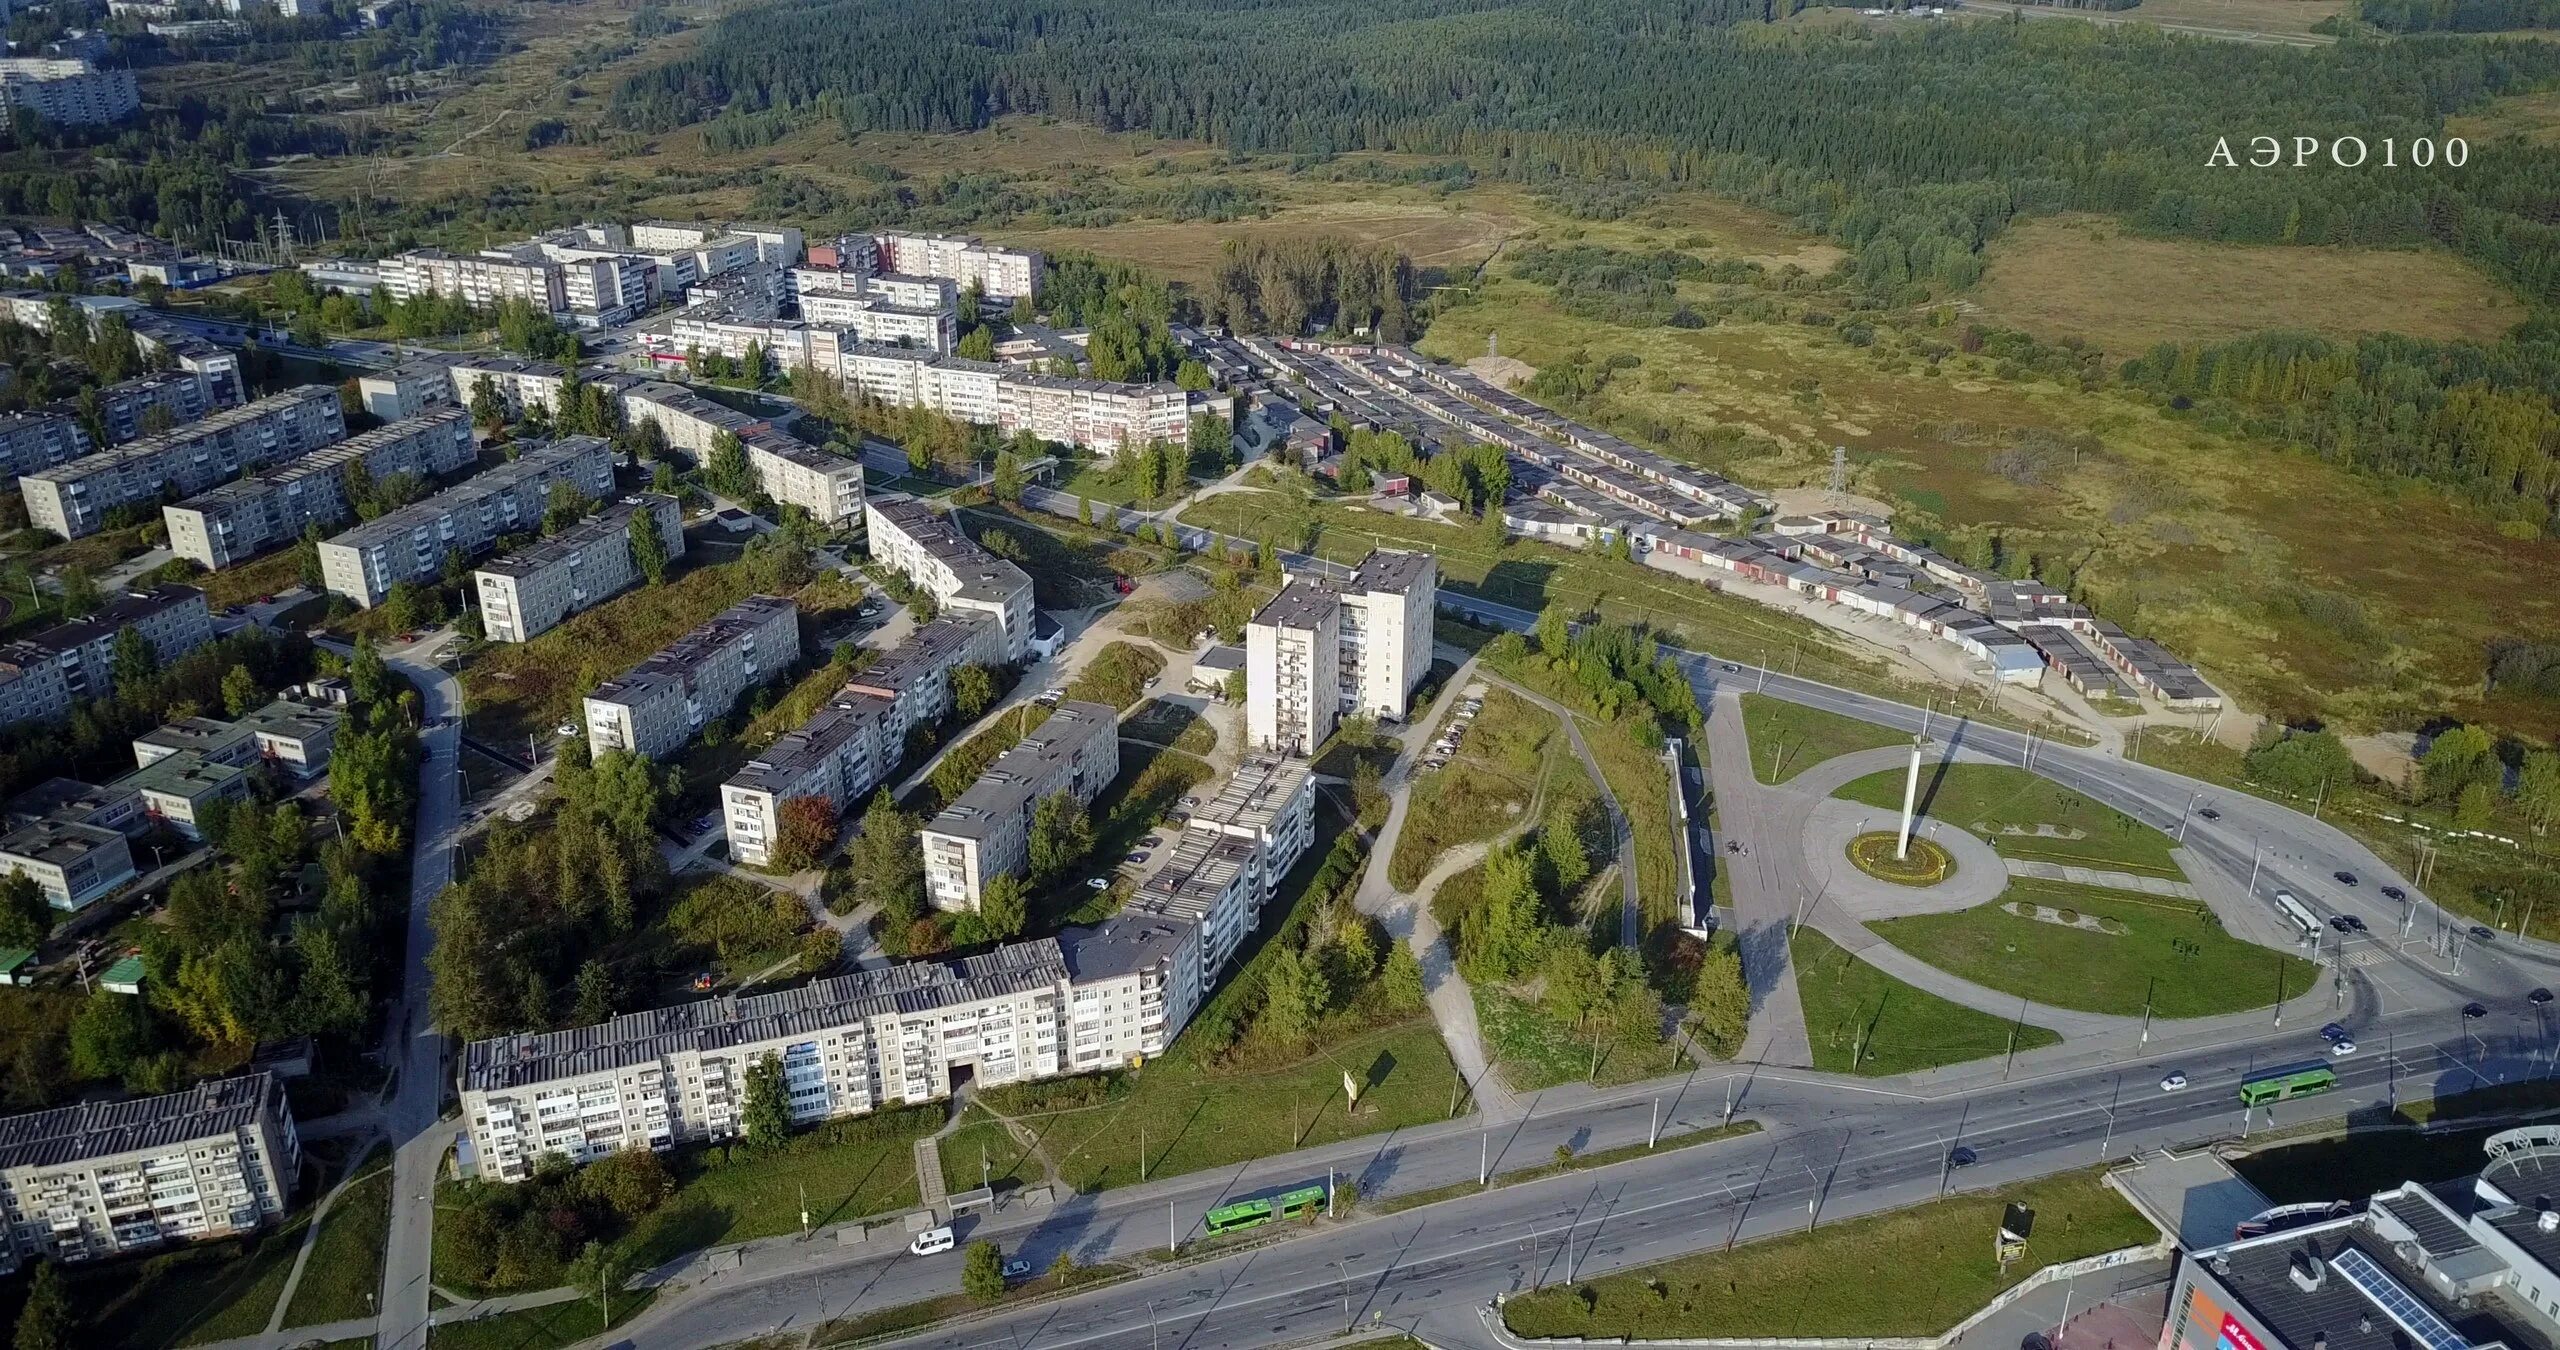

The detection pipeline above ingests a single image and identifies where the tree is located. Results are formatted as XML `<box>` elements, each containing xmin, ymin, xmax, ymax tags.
<box><xmin>1350</xmin><ymin>755</ymin><xmax>1386</xmax><ymax>824</ymax></box>
<box><xmin>1534</xmin><ymin>601</ymin><xmax>1572</xmax><ymax>661</ymax></box>
<box><xmin>1175</xmin><ymin>358</ymin><xmax>1212</xmax><ymax>391</ymax></box>
<box><xmin>2457</xmin><ymin>781</ymin><xmax>2500</xmax><ymax>830</ymax></box>
<box><xmin>1258</xmin><ymin>940</ymin><xmax>1326</xmax><ymax>1047</ymax></box>
<box><xmin>221</xmin><ymin>663</ymin><xmax>262</xmax><ymax>718</ymax></box>
<box><xmin>565</xmin><ymin>1241</ymin><xmax>621</xmax><ymax>1323</ymax></box>
<box><xmin>2520</xmin><ymin>750</ymin><xmax>2560</xmax><ymax>834</ymax></box>
<box><xmin>799</xmin><ymin>926</ymin><xmax>842</xmax><ymax>976</ymax></box>
<box><xmin>772</xmin><ymin>795</ymin><xmax>840</xmax><ymax>873</ymax></box>
<box><xmin>851</xmin><ymin>792</ymin><xmax>926</xmax><ymax>924</ymax></box>
<box><xmin>1224</xmin><ymin>668</ymin><xmax>1247</xmax><ymax>705</ymax></box>
<box><xmin>14</xmin><ymin>1260</ymin><xmax>69</xmax><ymax>1350</ymax></box>
<box><xmin>1382</xmin><ymin>942</ymin><xmax>1426</xmax><ymax>1011</ymax></box>
<box><xmin>468</xmin><ymin>375</ymin><xmax>506</xmax><ymax>432</ymax></box>
<box><xmin>1688</xmin><ymin>941</ymin><xmax>1749</xmax><ymax>1057</ymax></box>
<box><xmin>0</xmin><ymin>872</ymin><xmax>51</xmax><ymax>949</ymax></box>
<box><xmin>957</xmin><ymin>325</ymin><xmax>997</xmax><ymax>363</ymax></box>
<box><xmin>108</xmin><ymin>626</ymin><xmax>156</xmax><ymax>689</ymax></box>
<box><xmin>992</xmin><ymin>450</ymin><xmax>1025</xmax><ymax>502</ymax></box>
<box><xmin>1541</xmin><ymin>803</ymin><xmax>1592</xmax><ymax>893</ymax></box>
<box><xmin>2422</xmin><ymin>725</ymin><xmax>2500</xmax><ymax>804</ymax></box>
<box><xmin>571</xmin><ymin>958</ymin><xmax>616</xmax><ymax>1026</ymax></box>
<box><xmin>1464</xmin><ymin>844</ymin><xmax>1549</xmax><ymax>981</ymax></box>
<box><xmin>629</xmin><ymin>509</ymin><xmax>670</xmax><ymax>584</ymax></box>
<box><xmin>952</xmin><ymin>664</ymin><xmax>1000</xmax><ymax>721</ymax></box>
<box><xmin>2243</xmin><ymin>728</ymin><xmax>2357</xmax><ymax>798</ymax></box>
<box><xmin>1078</xmin><ymin>495</ymin><xmax>1094</xmax><ymax>527</ymax></box>
<box><xmin>962</xmin><ymin>1240</ymin><xmax>1007</xmax><ymax>1299</ymax></box>
<box><xmin>544</xmin><ymin>478</ymin><xmax>590</xmax><ymax>535</ymax></box>
<box><xmin>1028</xmin><ymin>790</ymin><xmax>1094</xmax><ymax>883</ymax></box>
<box><xmin>628</xmin><ymin>416</ymin><xmax>669</xmax><ymax>466</ymax></box>
<box><xmin>68</xmin><ymin>990</ymin><xmax>152</xmax><ymax>1083</ymax></box>
<box><xmin>979</xmin><ymin>873</ymin><xmax>1028</xmax><ymax>941</ymax></box>
<box><xmin>743</xmin><ymin>1051</ymin><xmax>791</xmax><ymax>1151</ymax></box>
<box><xmin>706</xmin><ymin>432</ymin><xmax>755</xmax><ymax>501</ymax></box>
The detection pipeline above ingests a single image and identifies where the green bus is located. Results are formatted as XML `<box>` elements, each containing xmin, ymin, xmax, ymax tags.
<box><xmin>1203</xmin><ymin>1183</ymin><xmax>1330</xmax><ymax>1235</ymax></box>
<box><xmin>2239</xmin><ymin>1065</ymin><xmax>2338</xmax><ymax>1107</ymax></box>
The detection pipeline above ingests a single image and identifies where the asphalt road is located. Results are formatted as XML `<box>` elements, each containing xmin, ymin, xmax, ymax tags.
<box><xmin>600</xmin><ymin>590</ymin><xmax>2560</xmax><ymax>1350</ymax></box>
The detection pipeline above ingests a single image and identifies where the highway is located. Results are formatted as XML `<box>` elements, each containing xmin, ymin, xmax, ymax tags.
<box><xmin>592</xmin><ymin>590</ymin><xmax>2558</xmax><ymax>1350</ymax></box>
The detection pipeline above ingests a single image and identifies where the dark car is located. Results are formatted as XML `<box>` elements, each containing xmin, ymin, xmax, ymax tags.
<box><xmin>2473</xmin><ymin>925</ymin><xmax>2497</xmax><ymax>943</ymax></box>
<box><xmin>2465</xmin><ymin>1002</ymin><xmax>2490</xmax><ymax>1019</ymax></box>
<box><xmin>2382</xmin><ymin>885</ymin><xmax>2407</xmax><ymax>902</ymax></box>
<box><xmin>2329</xmin><ymin>916</ymin><xmax>2354</xmax><ymax>933</ymax></box>
<box><xmin>1719</xmin><ymin>662</ymin><xmax>1740</xmax><ymax>673</ymax></box>
<box><xmin>2320</xmin><ymin>1021</ymin><xmax>2350</xmax><ymax>1042</ymax></box>
<box><xmin>2198</xmin><ymin>807</ymin><xmax>2220</xmax><ymax>820</ymax></box>
<box><xmin>1949</xmin><ymin>1146</ymin><xmax>1977</xmax><ymax>1168</ymax></box>
<box><xmin>2345</xmin><ymin>915</ymin><xmax>2368</xmax><ymax>932</ymax></box>
<box><xmin>2532</xmin><ymin>989</ymin><xmax>2554</xmax><ymax>1006</ymax></box>
<box><xmin>2334</xmin><ymin>871</ymin><xmax>2359</xmax><ymax>886</ymax></box>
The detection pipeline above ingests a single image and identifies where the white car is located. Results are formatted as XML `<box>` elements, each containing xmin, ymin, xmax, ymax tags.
<box><xmin>1085</xmin><ymin>877</ymin><xmax>1111</xmax><ymax>890</ymax></box>
<box><xmin>2330</xmin><ymin>1039</ymin><xmax>2358</xmax><ymax>1057</ymax></box>
<box><xmin>555</xmin><ymin>721</ymin><xmax>578</xmax><ymax>737</ymax></box>
<box><xmin>2159</xmin><ymin>1072</ymin><xmax>2188</xmax><ymax>1092</ymax></box>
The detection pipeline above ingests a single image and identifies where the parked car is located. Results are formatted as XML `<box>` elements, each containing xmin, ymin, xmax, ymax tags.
<box><xmin>1085</xmin><ymin>878</ymin><xmax>1110</xmax><ymax>890</ymax></box>
<box><xmin>1124</xmin><ymin>851</ymin><xmax>1148</xmax><ymax>864</ymax></box>
<box><xmin>1003</xmin><ymin>1259</ymin><xmax>1032</xmax><ymax>1280</ymax></box>
<box><xmin>909</xmin><ymin>1227</ymin><xmax>956</xmax><ymax>1256</ymax></box>
<box><xmin>1141</xmin><ymin>835</ymin><xmax>1164</xmax><ymax>848</ymax></box>
<box><xmin>556</xmin><ymin>721</ymin><xmax>579</xmax><ymax>737</ymax></box>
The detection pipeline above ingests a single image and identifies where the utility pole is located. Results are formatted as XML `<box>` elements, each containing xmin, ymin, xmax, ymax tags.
<box><xmin>1480</xmin><ymin>1131</ymin><xmax>1489</xmax><ymax>1186</ymax></box>
<box><xmin>1650</xmin><ymin>1097</ymin><xmax>1660</xmax><ymax>1149</ymax></box>
<box><xmin>2247</xmin><ymin>837</ymin><xmax>2264</xmax><ymax>896</ymax></box>
<box><xmin>1168</xmin><ymin>1200</ymin><xmax>1176</xmax><ymax>1256</ymax></box>
<box><xmin>2140</xmin><ymin>977</ymin><xmax>2155</xmax><ymax>1045</ymax></box>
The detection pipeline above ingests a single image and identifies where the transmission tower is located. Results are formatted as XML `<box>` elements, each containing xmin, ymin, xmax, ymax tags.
<box><xmin>1828</xmin><ymin>444</ymin><xmax>1848</xmax><ymax>503</ymax></box>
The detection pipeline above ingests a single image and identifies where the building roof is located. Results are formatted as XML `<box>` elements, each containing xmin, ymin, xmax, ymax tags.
<box><xmin>238</xmin><ymin>698</ymin><xmax>341</xmax><ymax>746</ymax></box>
<box><xmin>114</xmin><ymin>751</ymin><xmax>247</xmax><ymax>800</ymax></box>
<box><xmin>1348</xmin><ymin>547</ymin><xmax>1433</xmax><ymax>597</ymax></box>
<box><xmin>462</xmin><ymin>939</ymin><xmax>1073</xmax><ymax>1091</ymax></box>
<box><xmin>846</xmin><ymin>616</ymin><xmax>989</xmax><ymax>697</ymax></box>
<box><xmin>925</xmin><ymin>701</ymin><xmax>1116</xmax><ymax>843</ymax></box>
<box><xmin>726</xmin><ymin>691</ymin><xmax>887</xmax><ymax>797</ymax></box>
<box><xmin>871</xmin><ymin>494</ymin><xmax>1030</xmax><ymax>606</ymax></box>
<box><xmin>591</xmin><ymin>595</ymin><xmax>798</xmax><ymax>709</ymax></box>
<box><xmin>23</xmin><ymin>584</ymin><xmax>204</xmax><ymax>658</ymax></box>
<box><xmin>1194</xmin><ymin>645</ymin><xmax>1245</xmax><ymax>673</ymax></box>
<box><xmin>474</xmin><ymin>495</ymin><xmax>668</xmax><ymax>582</ymax></box>
<box><xmin>1251</xmin><ymin>578</ymin><xmax>1339</xmax><ymax>633</ymax></box>
<box><xmin>1192</xmin><ymin>753</ymin><xmax>1314</xmax><ymax>835</ymax></box>
<box><xmin>1058</xmin><ymin>914</ymin><xmax>1195</xmax><ymax>983</ymax></box>
<box><xmin>0</xmin><ymin>816</ymin><xmax>125</xmax><ymax>867</ymax></box>
<box><xmin>18</xmin><ymin>387</ymin><xmax>335</xmax><ymax>489</ymax></box>
<box><xmin>2</xmin><ymin>778</ymin><xmax>131</xmax><ymax>828</ymax></box>
<box><xmin>136</xmin><ymin>715</ymin><xmax>249</xmax><ymax>760</ymax></box>
<box><xmin>0</xmin><ymin>1073</ymin><xmax>277</xmax><ymax>1172</ymax></box>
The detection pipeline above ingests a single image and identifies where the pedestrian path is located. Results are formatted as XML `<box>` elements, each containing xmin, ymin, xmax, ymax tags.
<box><xmin>2008</xmin><ymin>858</ymin><xmax>2199</xmax><ymax>898</ymax></box>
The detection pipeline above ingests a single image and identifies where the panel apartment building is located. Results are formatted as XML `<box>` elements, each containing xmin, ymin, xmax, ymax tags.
<box><xmin>472</xmin><ymin>493</ymin><xmax>684</xmax><ymax>644</ymax></box>
<box><xmin>1245</xmin><ymin>549</ymin><xmax>1438</xmax><ymax>754</ymax></box>
<box><xmin>873</xmin><ymin>232</ymin><xmax>1042</xmax><ymax>303</ymax></box>
<box><xmin>0</xmin><ymin>58</ymin><xmax>140</xmax><ymax>125</ymax></box>
<box><xmin>617</xmin><ymin>382</ymin><xmax>865</xmax><ymax>529</ymax></box>
<box><xmin>0</xmin><ymin>371</ymin><xmax>217</xmax><ymax>478</ymax></box>
<box><xmin>862</xmin><ymin>494</ymin><xmax>1035</xmax><ymax>662</ymax></box>
<box><xmin>0</xmin><ymin>1073</ymin><xmax>298</xmax><ymax>1272</ymax></box>
<box><xmin>19</xmin><ymin>386</ymin><xmax>344</xmax><ymax>539</ymax></box>
<box><xmin>0</xmin><ymin>585</ymin><xmax>214</xmax><ymax>732</ymax></box>
<box><xmin>837</xmin><ymin>342</ymin><xmax>1188</xmax><ymax>457</ymax></box>
<box><xmin>379</xmin><ymin>249</ymin><xmax>566</xmax><ymax>312</ymax></box>
<box><xmin>317</xmin><ymin>436</ymin><xmax>616</xmax><ymax>608</ymax></box>
<box><xmin>164</xmin><ymin>406</ymin><xmax>478</xmax><ymax>569</ymax></box>
<box><xmin>456</xmin><ymin>921</ymin><xmax>1201</xmax><ymax>1184</ymax></box>
<box><xmin>721</xmin><ymin>615</ymin><xmax>1003</xmax><ymax>867</ymax></box>
<box><xmin>920</xmin><ymin>700</ymin><xmax>1120</xmax><ymax>913</ymax></box>
<box><xmin>585</xmin><ymin>595</ymin><xmax>800</xmax><ymax>762</ymax></box>
<box><xmin>1125</xmin><ymin>753</ymin><xmax>1318</xmax><ymax>982</ymax></box>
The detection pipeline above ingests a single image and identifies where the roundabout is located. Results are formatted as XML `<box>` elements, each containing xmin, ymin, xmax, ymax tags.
<box><xmin>1845</xmin><ymin>831</ymin><xmax>1956</xmax><ymax>886</ymax></box>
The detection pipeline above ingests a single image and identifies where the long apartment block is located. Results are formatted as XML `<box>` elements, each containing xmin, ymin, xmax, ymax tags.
<box><xmin>19</xmin><ymin>386</ymin><xmax>344</xmax><ymax>539</ymax></box>
<box><xmin>164</xmin><ymin>406</ymin><xmax>478</xmax><ymax>569</ymax></box>
<box><xmin>457</xmin><ymin>919</ymin><xmax>1201</xmax><ymax>1184</ymax></box>
<box><xmin>473</xmin><ymin>493</ymin><xmax>684</xmax><ymax>644</ymax></box>
<box><xmin>317</xmin><ymin>436</ymin><xmax>616</xmax><ymax>608</ymax></box>
<box><xmin>920</xmin><ymin>700</ymin><xmax>1120</xmax><ymax>913</ymax></box>
<box><xmin>1245</xmin><ymin>548</ymin><xmax>1437</xmax><ymax>754</ymax></box>
<box><xmin>0</xmin><ymin>371</ymin><xmax>216</xmax><ymax>478</ymax></box>
<box><xmin>586</xmin><ymin>595</ymin><xmax>800</xmax><ymax>762</ymax></box>
<box><xmin>835</xmin><ymin>340</ymin><xmax>1188</xmax><ymax>456</ymax></box>
<box><xmin>0</xmin><ymin>585</ymin><xmax>213</xmax><ymax>733</ymax></box>
<box><xmin>721</xmin><ymin>614</ymin><xmax>1002</xmax><ymax>867</ymax></box>
<box><xmin>1125</xmin><ymin>753</ymin><xmax>1318</xmax><ymax>982</ymax></box>
<box><xmin>606</xmin><ymin>381</ymin><xmax>866</xmax><ymax>529</ymax></box>
<box><xmin>863</xmin><ymin>494</ymin><xmax>1033</xmax><ymax>662</ymax></box>
<box><xmin>0</xmin><ymin>1073</ymin><xmax>298</xmax><ymax>1272</ymax></box>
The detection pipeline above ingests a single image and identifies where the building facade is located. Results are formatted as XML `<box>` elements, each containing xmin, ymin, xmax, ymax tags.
<box><xmin>920</xmin><ymin>700</ymin><xmax>1120</xmax><ymax>913</ymax></box>
<box><xmin>0</xmin><ymin>586</ymin><xmax>214</xmax><ymax>732</ymax></box>
<box><xmin>1245</xmin><ymin>548</ymin><xmax>1436</xmax><ymax>752</ymax></box>
<box><xmin>0</xmin><ymin>1074</ymin><xmax>298</xmax><ymax>1272</ymax></box>
<box><xmin>164</xmin><ymin>406</ymin><xmax>477</xmax><ymax>569</ymax></box>
<box><xmin>1125</xmin><ymin>754</ymin><xmax>1317</xmax><ymax>980</ymax></box>
<box><xmin>20</xmin><ymin>386</ymin><xmax>344</xmax><ymax>539</ymax></box>
<box><xmin>585</xmin><ymin>595</ymin><xmax>800</xmax><ymax>762</ymax></box>
<box><xmin>473</xmin><ymin>494</ymin><xmax>684</xmax><ymax>644</ymax></box>
<box><xmin>862</xmin><ymin>495</ymin><xmax>1034</xmax><ymax>662</ymax></box>
<box><xmin>872</xmin><ymin>232</ymin><xmax>1042</xmax><ymax>302</ymax></box>
<box><xmin>379</xmin><ymin>249</ymin><xmax>565</xmax><ymax>312</ymax></box>
<box><xmin>317</xmin><ymin>436</ymin><xmax>616</xmax><ymax>608</ymax></box>
<box><xmin>0</xmin><ymin>58</ymin><xmax>139</xmax><ymax>124</ymax></box>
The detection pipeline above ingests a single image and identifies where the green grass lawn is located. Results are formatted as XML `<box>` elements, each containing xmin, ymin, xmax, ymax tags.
<box><xmin>1063</xmin><ymin>640</ymin><xmax>1167</xmax><ymax>711</ymax></box>
<box><xmin>1790</xmin><ymin>927</ymin><xmax>2058</xmax><ymax>1075</ymax></box>
<box><xmin>1872</xmin><ymin>880</ymin><xmax>2319</xmax><ymax>1019</ymax></box>
<box><xmin>78</xmin><ymin>1208</ymin><xmax>313</xmax><ymax>1347</ymax></box>
<box><xmin>1475</xmin><ymin>986</ymin><xmax>1688</xmax><ymax>1092</ymax></box>
<box><xmin>427</xmin><ymin>1290</ymin><xmax>654</xmax><ymax>1350</ymax></box>
<box><xmin>612</xmin><ymin>1114</ymin><xmax>936</xmax><ymax>1273</ymax></box>
<box><xmin>284</xmin><ymin>1149</ymin><xmax>393</xmax><ymax>1327</ymax></box>
<box><xmin>1122</xmin><ymin>698</ymin><xmax>1217</xmax><ymax>756</ymax></box>
<box><xmin>1834</xmin><ymin>763</ymin><xmax>2185</xmax><ymax>878</ymax></box>
<box><xmin>1501</xmin><ymin>1169</ymin><xmax>2156</xmax><ymax>1340</ymax></box>
<box><xmin>953</xmin><ymin>1018</ymin><xmax>1462</xmax><ymax>1195</ymax></box>
<box><xmin>461</xmin><ymin>551</ymin><xmax>766</xmax><ymax>748</ymax></box>
<box><xmin>1388</xmin><ymin>687</ymin><xmax>1556</xmax><ymax>889</ymax></box>
<box><xmin>1740</xmin><ymin>692</ymin><xmax>1909</xmax><ymax>784</ymax></box>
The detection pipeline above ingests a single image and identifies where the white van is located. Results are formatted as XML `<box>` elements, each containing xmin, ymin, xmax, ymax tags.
<box><xmin>908</xmin><ymin>1226</ymin><xmax>956</xmax><ymax>1256</ymax></box>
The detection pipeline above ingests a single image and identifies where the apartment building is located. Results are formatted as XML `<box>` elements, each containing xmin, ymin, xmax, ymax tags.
<box><xmin>457</xmin><ymin>920</ymin><xmax>1194</xmax><ymax>1183</ymax></box>
<box><xmin>873</xmin><ymin>232</ymin><xmax>1042</xmax><ymax>302</ymax></box>
<box><xmin>1125</xmin><ymin>753</ymin><xmax>1317</xmax><ymax>980</ymax></box>
<box><xmin>586</xmin><ymin>595</ymin><xmax>800</xmax><ymax>762</ymax></box>
<box><xmin>0</xmin><ymin>1074</ymin><xmax>298</xmax><ymax>1272</ymax></box>
<box><xmin>0</xmin><ymin>371</ymin><xmax>219</xmax><ymax>479</ymax></box>
<box><xmin>1245</xmin><ymin>579</ymin><xmax>1341</xmax><ymax>755</ymax></box>
<box><xmin>317</xmin><ymin>436</ymin><xmax>615</xmax><ymax>608</ymax></box>
<box><xmin>352</xmin><ymin>361</ymin><xmax>456</xmax><ymax>421</ymax></box>
<box><xmin>0</xmin><ymin>412</ymin><xmax>86</xmax><ymax>480</ymax></box>
<box><xmin>920</xmin><ymin>700</ymin><xmax>1120</xmax><ymax>913</ymax></box>
<box><xmin>722</xmin><ymin>616</ymin><xmax>1002</xmax><ymax>866</ymax></box>
<box><xmin>0</xmin><ymin>817</ymin><xmax>134</xmax><ymax>910</ymax></box>
<box><xmin>0</xmin><ymin>585</ymin><xmax>213</xmax><ymax>732</ymax></box>
<box><xmin>126</xmin><ymin>316</ymin><xmax>242</xmax><ymax>406</ymax></box>
<box><xmin>164</xmin><ymin>406</ymin><xmax>477</xmax><ymax>568</ymax></box>
<box><xmin>443</xmin><ymin>356</ymin><xmax>573</xmax><ymax>420</ymax></box>
<box><xmin>862</xmin><ymin>494</ymin><xmax>1034</xmax><ymax>661</ymax></box>
<box><xmin>19</xmin><ymin>386</ymin><xmax>344</xmax><ymax>539</ymax></box>
<box><xmin>792</xmin><ymin>287</ymin><xmax>954</xmax><ymax>353</ymax></box>
<box><xmin>726</xmin><ymin>223</ymin><xmax>804</xmax><ymax>268</ymax></box>
<box><xmin>554</xmin><ymin>253</ymin><xmax>656</xmax><ymax>327</ymax></box>
<box><xmin>1245</xmin><ymin>549</ymin><xmax>1437</xmax><ymax>753</ymax></box>
<box><xmin>473</xmin><ymin>493</ymin><xmax>684</xmax><ymax>644</ymax></box>
<box><xmin>834</xmin><ymin>341</ymin><xmax>1181</xmax><ymax>455</ymax></box>
<box><xmin>0</xmin><ymin>58</ymin><xmax>138</xmax><ymax>124</ymax></box>
<box><xmin>379</xmin><ymin>249</ymin><xmax>565</xmax><ymax>312</ymax></box>
<box><xmin>622</xmin><ymin>383</ymin><xmax>870</xmax><ymax>531</ymax></box>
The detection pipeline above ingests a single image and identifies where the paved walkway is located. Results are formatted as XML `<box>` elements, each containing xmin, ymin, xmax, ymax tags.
<box><xmin>1702</xmin><ymin>690</ymin><xmax>1813</xmax><ymax>1068</ymax></box>
<box><xmin>2009</xmin><ymin>859</ymin><xmax>2200</xmax><ymax>898</ymax></box>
